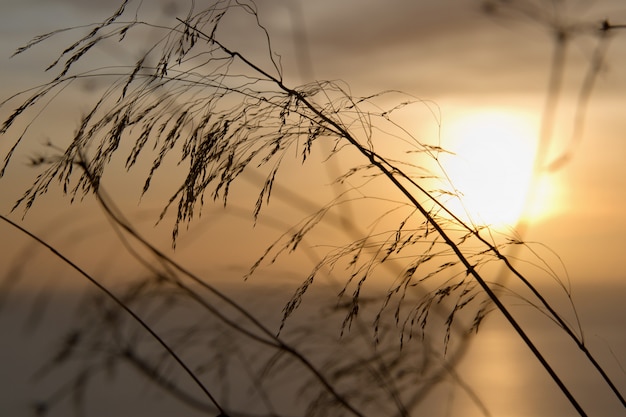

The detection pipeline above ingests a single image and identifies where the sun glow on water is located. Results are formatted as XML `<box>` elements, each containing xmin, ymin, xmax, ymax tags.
<box><xmin>440</xmin><ymin>110</ymin><xmax>553</xmax><ymax>228</ymax></box>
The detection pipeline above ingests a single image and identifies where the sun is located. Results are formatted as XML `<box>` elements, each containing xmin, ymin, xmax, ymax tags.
<box><xmin>439</xmin><ymin>110</ymin><xmax>553</xmax><ymax>228</ymax></box>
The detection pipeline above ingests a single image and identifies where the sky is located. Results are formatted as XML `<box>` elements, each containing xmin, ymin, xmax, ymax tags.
<box><xmin>1</xmin><ymin>1</ymin><xmax>626</xmax><ymax>417</ymax></box>
<box><xmin>2</xmin><ymin>0</ymin><xmax>626</xmax><ymax>282</ymax></box>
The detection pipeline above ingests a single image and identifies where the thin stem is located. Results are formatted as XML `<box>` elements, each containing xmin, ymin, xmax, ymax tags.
<box><xmin>75</xmin><ymin>155</ymin><xmax>367</xmax><ymax>417</ymax></box>
<box><xmin>180</xmin><ymin>19</ymin><xmax>591</xmax><ymax>416</ymax></box>
<box><xmin>0</xmin><ymin>214</ymin><xmax>228</xmax><ymax>416</ymax></box>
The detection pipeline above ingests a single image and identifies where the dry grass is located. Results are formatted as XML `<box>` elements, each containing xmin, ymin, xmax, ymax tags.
<box><xmin>1</xmin><ymin>1</ymin><xmax>625</xmax><ymax>416</ymax></box>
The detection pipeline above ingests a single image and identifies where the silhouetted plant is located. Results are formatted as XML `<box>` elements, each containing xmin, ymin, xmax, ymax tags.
<box><xmin>1</xmin><ymin>1</ymin><xmax>625</xmax><ymax>416</ymax></box>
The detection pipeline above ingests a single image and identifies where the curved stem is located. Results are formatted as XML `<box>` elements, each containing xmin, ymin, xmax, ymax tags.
<box><xmin>75</xmin><ymin>154</ymin><xmax>367</xmax><ymax>417</ymax></box>
<box><xmin>181</xmin><ymin>20</ymin><xmax>592</xmax><ymax>415</ymax></box>
<box><xmin>0</xmin><ymin>214</ymin><xmax>229</xmax><ymax>416</ymax></box>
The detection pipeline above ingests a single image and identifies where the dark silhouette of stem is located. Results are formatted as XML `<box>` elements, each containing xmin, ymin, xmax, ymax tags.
<box><xmin>75</xmin><ymin>155</ymin><xmax>367</xmax><ymax>417</ymax></box>
<box><xmin>179</xmin><ymin>18</ymin><xmax>593</xmax><ymax>416</ymax></box>
<box><xmin>0</xmin><ymin>214</ymin><xmax>229</xmax><ymax>417</ymax></box>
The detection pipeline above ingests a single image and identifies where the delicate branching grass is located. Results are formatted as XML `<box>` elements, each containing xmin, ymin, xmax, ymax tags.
<box><xmin>1</xmin><ymin>1</ymin><xmax>625</xmax><ymax>416</ymax></box>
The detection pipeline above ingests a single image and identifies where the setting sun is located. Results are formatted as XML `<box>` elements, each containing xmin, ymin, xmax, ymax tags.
<box><xmin>440</xmin><ymin>110</ymin><xmax>553</xmax><ymax>228</ymax></box>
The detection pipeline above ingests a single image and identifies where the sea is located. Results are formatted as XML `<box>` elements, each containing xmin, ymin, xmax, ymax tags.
<box><xmin>1</xmin><ymin>278</ymin><xmax>625</xmax><ymax>417</ymax></box>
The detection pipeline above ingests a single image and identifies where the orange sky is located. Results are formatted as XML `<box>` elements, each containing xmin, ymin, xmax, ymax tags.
<box><xmin>2</xmin><ymin>2</ymin><xmax>626</xmax><ymax>417</ymax></box>
<box><xmin>1</xmin><ymin>0</ymin><xmax>626</xmax><ymax>286</ymax></box>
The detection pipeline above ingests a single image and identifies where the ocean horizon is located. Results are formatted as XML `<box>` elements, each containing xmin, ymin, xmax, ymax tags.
<box><xmin>1</xmin><ymin>277</ymin><xmax>624</xmax><ymax>417</ymax></box>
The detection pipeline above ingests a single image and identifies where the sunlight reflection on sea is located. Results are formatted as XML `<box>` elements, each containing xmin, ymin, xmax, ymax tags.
<box><xmin>0</xmin><ymin>279</ymin><xmax>624</xmax><ymax>417</ymax></box>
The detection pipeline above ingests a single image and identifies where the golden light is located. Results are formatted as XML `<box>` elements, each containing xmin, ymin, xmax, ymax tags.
<box><xmin>439</xmin><ymin>110</ymin><xmax>554</xmax><ymax>228</ymax></box>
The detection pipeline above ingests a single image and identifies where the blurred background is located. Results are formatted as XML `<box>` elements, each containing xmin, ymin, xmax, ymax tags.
<box><xmin>1</xmin><ymin>0</ymin><xmax>626</xmax><ymax>416</ymax></box>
